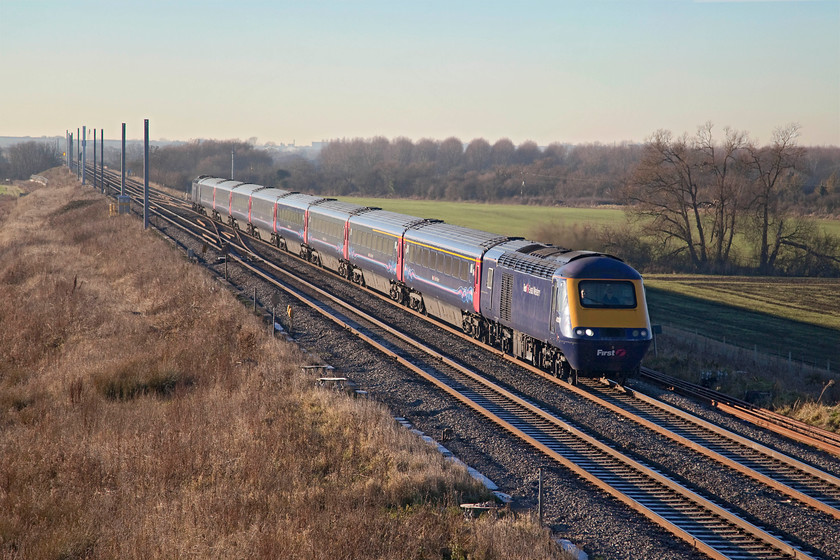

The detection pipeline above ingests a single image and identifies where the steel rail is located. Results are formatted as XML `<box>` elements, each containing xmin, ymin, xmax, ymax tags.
<box><xmin>579</xmin><ymin>379</ymin><xmax>840</xmax><ymax>519</ymax></box>
<box><xmin>639</xmin><ymin>367</ymin><xmax>840</xmax><ymax>456</ymax></box>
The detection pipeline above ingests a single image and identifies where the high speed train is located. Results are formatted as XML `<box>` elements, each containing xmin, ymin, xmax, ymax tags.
<box><xmin>191</xmin><ymin>175</ymin><xmax>652</xmax><ymax>384</ymax></box>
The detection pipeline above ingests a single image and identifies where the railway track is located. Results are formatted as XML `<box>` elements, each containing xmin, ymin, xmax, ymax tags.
<box><xmin>640</xmin><ymin>367</ymin><xmax>840</xmax><ymax>457</ymax></box>
<box><xmin>74</xmin><ymin>163</ymin><xmax>836</xmax><ymax>558</ymax></box>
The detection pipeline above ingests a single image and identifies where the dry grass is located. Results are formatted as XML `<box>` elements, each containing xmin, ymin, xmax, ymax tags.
<box><xmin>0</xmin><ymin>168</ymin><xmax>570</xmax><ymax>559</ymax></box>
<box><xmin>776</xmin><ymin>401</ymin><xmax>840</xmax><ymax>433</ymax></box>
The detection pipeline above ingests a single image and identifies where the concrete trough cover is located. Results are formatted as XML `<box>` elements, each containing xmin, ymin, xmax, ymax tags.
<box><xmin>460</xmin><ymin>501</ymin><xmax>499</xmax><ymax>518</ymax></box>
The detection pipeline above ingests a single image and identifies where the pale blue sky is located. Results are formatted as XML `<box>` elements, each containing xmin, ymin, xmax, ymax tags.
<box><xmin>1</xmin><ymin>0</ymin><xmax>838</xmax><ymax>146</ymax></box>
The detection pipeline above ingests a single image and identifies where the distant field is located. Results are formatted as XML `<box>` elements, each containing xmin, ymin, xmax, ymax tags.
<box><xmin>644</xmin><ymin>275</ymin><xmax>840</xmax><ymax>368</ymax></box>
<box><xmin>821</xmin><ymin>218</ymin><xmax>840</xmax><ymax>237</ymax></box>
<box><xmin>338</xmin><ymin>197</ymin><xmax>626</xmax><ymax>238</ymax></box>
<box><xmin>337</xmin><ymin>196</ymin><xmax>840</xmax><ymax>242</ymax></box>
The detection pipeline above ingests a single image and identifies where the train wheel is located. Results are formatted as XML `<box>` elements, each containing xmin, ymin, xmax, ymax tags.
<box><xmin>389</xmin><ymin>284</ymin><xmax>405</xmax><ymax>305</ymax></box>
<box><xmin>561</xmin><ymin>362</ymin><xmax>576</xmax><ymax>385</ymax></box>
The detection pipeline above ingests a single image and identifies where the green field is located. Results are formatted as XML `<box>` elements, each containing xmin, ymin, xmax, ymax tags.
<box><xmin>338</xmin><ymin>196</ymin><xmax>625</xmax><ymax>238</ymax></box>
<box><xmin>338</xmin><ymin>196</ymin><xmax>840</xmax><ymax>242</ymax></box>
<box><xmin>644</xmin><ymin>275</ymin><xmax>840</xmax><ymax>369</ymax></box>
<box><xmin>821</xmin><ymin>218</ymin><xmax>840</xmax><ymax>237</ymax></box>
<box><xmin>0</xmin><ymin>184</ymin><xmax>23</xmax><ymax>197</ymax></box>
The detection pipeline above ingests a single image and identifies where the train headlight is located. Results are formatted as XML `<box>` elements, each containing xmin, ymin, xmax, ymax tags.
<box><xmin>640</xmin><ymin>329</ymin><xmax>648</xmax><ymax>338</ymax></box>
<box><xmin>585</xmin><ymin>328</ymin><xmax>594</xmax><ymax>337</ymax></box>
<box><xmin>632</xmin><ymin>329</ymin><xmax>639</xmax><ymax>337</ymax></box>
<box><xmin>574</xmin><ymin>328</ymin><xmax>584</xmax><ymax>336</ymax></box>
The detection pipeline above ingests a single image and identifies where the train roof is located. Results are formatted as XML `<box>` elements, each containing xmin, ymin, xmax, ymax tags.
<box><xmin>230</xmin><ymin>183</ymin><xmax>269</xmax><ymax>197</ymax></box>
<box><xmin>497</xmin><ymin>251</ymin><xmax>559</xmax><ymax>279</ymax></box>
<box><xmin>194</xmin><ymin>176</ymin><xmax>236</xmax><ymax>189</ymax></box>
<box><xmin>404</xmin><ymin>222</ymin><xmax>509</xmax><ymax>259</ymax></box>
<box><xmin>251</xmin><ymin>187</ymin><xmax>295</xmax><ymax>202</ymax></box>
<box><xmin>349</xmin><ymin>210</ymin><xmax>433</xmax><ymax>233</ymax></box>
<box><xmin>495</xmin><ymin>244</ymin><xmax>640</xmax><ymax>280</ymax></box>
<box><xmin>559</xmin><ymin>254</ymin><xmax>641</xmax><ymax>280</ymax></box>
<box><xmin>278</xmin><ymin>193</ymin><xmax>331</xmax><ymax>210</ymax></box>
<box><xmin>308</xmin><ymin>200</ymin><xmax>376</xmax><ymax>220</ymax></box>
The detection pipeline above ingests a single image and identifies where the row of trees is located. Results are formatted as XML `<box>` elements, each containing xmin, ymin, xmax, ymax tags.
<box><xmin>3</xmin><ymin>126</ymin><xmax>838</xmax><ymax>276</ymax></box>
<box><xmin>626</xmin><ymin>123</ymin><xmax>840</xmax><ymax>275</ymax></box>
<box><xmin>0</xmin><ymin>141</ymin><xmax>61</xmax><ymax>181</ymax></box>
<box><xmin>313</xmin><ymin>136</ymin><xmax>639</xmax><ymax>203</ymax></box>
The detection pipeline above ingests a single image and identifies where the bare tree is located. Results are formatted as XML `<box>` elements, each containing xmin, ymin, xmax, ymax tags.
<box><xmin>6</xmin><ymin>141</ymin><xmax>60</xmax><ymax>179</ymax></box>
<box><xmin>437</xmin><ymin>137</ymin><xmax>464</xmax><ymax>173</ymax></box>
<box><xmin>696</xmin><ymin>122</ymin><xmax>749</xmax><ymax>265</ymax></box>
<box><xmin>514</xmin><ymin>140</ymin><xmax>541</xmax><ymax>165</ymax></box>
<box><xmin>625</xmin><ymin>129</ymin><xmax>710</xmax><ymax>269</ymax></box>
<box><xmin>745</xmin><ymin>124</ymin><xmax>806</xmax><ymax>273</ymax></box>
<box><xmin>464</xmin><ymin>138</ymin><xmax>491</xmax><ymax>171</ymax></box>
<box><xmin>490</xmin><ymin>138</ymin><xmax>515</xmax><ymax>166</ymax></box>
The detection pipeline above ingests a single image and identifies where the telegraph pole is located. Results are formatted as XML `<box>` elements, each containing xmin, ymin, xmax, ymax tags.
<box><xmin>100</xmin><ymin>129</ymin><xmax>104</xmax><ymax>194</ymax></box>
<box><xmin>121</xmin><ymin>123</ymin><xmax>126</xmax><ymax>196</ymax></box>
<box><xmin>93</xmin><ymin>128</ymin><xmax>97</xmax><ymax>189</ymax></box>
<box><xmin>81</xmin><ymin>126</ymin><xmax>87</xmax><ymax>185</ymax></box>
<box><xmin>143</xmin><ymin>119</ymin><xmax>150</xmax><ymax>230</ymax></box>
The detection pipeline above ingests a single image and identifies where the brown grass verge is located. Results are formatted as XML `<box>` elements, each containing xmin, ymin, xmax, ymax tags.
<box><xmin>0</xmin><ymin>168</ymin><xmax>570</xmax><ymax>559</ymax></box>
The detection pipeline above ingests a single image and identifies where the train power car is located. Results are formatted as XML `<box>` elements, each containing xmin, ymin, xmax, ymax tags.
<box><xmin>479</xmin><ymin>244</ymin><xmax>651</xmax><ymax>384</ymax></box>
<box><xmin>191</xmin><ymin>175</ymin><xmax>652</xmax><ymax>384</ymax></box>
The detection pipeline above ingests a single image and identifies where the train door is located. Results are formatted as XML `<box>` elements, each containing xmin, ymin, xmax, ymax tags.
<box><xmin>553</xmin><ymin>278</ymin><xmax>572</xmax><ymax>338</ymax></box>
<box><xmin>484</xmin><ymin>266</ymin><xmax>495</xmax><ymax>313</ymax></box>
